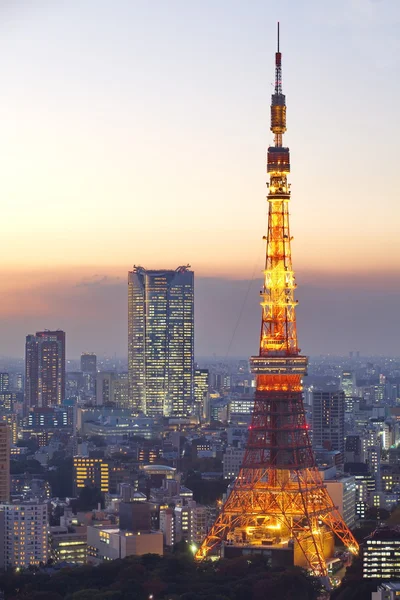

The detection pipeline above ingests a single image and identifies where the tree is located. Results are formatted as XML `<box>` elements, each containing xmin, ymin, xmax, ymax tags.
<box><xmin>88</xmin><ymin>435</ymin><xmax>107</xmax><ymax>448</ymax></box>
<box><xmin>16</xmin><ymin>438</ymin><xmax>38</xmax><ymax>453</ymax></box>
<box><xmin>74</xmin><ymin>486</ymin><xmax>104</xmax><ymax>511</ymax></box>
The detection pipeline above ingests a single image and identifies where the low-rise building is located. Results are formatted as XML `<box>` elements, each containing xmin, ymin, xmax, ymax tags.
<box><xmin>50</xmin><ymin>526</ymin><xmax>87</xmax><ymax>565</ymax></box>
<box><xmin>87</xmin><ymin>526</ymin><xmax>163</xmax><ymax>564</ymax></box>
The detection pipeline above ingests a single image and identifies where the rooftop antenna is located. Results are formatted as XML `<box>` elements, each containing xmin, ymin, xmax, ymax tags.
<box><xmin>277</xmin><ymin>21</ymin><xmax>280</xmax><ymax>52</ymax></box>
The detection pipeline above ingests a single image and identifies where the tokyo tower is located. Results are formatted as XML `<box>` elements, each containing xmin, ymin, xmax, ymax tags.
<box><xmin>196</xmin><ymin>24</ymin><xmax>359</xmax><ymax>581</ymax></box>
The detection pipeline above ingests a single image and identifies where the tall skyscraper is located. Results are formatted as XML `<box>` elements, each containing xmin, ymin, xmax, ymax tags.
<box><xmin>0</xmin><ymin>423</ymin><xmax>10</xmax><ymax>503</ymax></box>
<box><xmin>25</xmin><ymin>330</ymin><xmax>66</xmax><ymax>411</ymax></box>
<box><xmin>312</xmin><ymin>390</ymin><xmax>345</xmax><ymax>459</ymax></box>
<box><xmin>128</xmin><ymin>266</ymin><xmax>194</xmax><ymax>417</ymax></box>
<box><xmin>81</xmin><ymin>352</ymin><xmax>97</xmax><ymax>374</ymax></box>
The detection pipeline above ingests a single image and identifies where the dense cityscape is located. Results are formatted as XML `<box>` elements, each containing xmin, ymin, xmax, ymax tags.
<box><xmin>0</xmin><ymin>3</ymin><xmax>399</xmax><ymax>600</ymax></box>
<box><xmin>1</xmin><ymin>344</ymin><xmax>400</xmax><ymax>599</ymax></box>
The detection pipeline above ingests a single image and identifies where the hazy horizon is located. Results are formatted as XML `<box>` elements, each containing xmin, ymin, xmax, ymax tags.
<box><xmin>0</xmin><ymin>270</ymin><xmax>399</xmax><ymax>359</ymax></box>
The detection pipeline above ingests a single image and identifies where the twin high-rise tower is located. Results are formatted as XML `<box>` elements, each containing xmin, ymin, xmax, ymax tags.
<box><xmin>196</xmin><ymin>25</ymin><xmax>358</xmax><ymax>581</ymax></box>
<box><xmin>128</xmin><ymin>266</ymin><xmax>194</xmax><ymax>417</ymax></box>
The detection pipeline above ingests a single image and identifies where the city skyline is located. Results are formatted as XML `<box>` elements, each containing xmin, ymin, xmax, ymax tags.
<box><xmin>0</xmin><ymin>1</ymin><xmax>399</xmax><ymax>356</ymax></box>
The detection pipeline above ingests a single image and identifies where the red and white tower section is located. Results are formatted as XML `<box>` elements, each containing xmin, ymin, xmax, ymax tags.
<box><xmin>196</xmin><ymin>24</ymin><xmax>358</xmax><ymax>583</ymax></box>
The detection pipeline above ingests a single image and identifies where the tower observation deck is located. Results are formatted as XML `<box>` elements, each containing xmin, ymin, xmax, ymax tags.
<box><xmin>195</xmin><ymin>24</ymin><xmax>358</xmax><ymax>584</ymax></box>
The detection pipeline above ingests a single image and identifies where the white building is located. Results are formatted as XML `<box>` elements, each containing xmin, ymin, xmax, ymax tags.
<box><xmin>324</xmin><ymin>475</ymin><xmax>357</xmax><ymax>528</ymax></box>
<box><xmin>0</xmin><ymin>502</ymin><xmax>49</xmax><ymax>569</ymax></box>
<box><xmin>160</xmin><ymin>501</ymin><xmax>208</xmax><ymax>547</ymax></box>
<box><xmin>159</xmin><ymin>508</ymin><xmax>175</xmax><ymax>547</ymax></box>
<box><xmin>191</xmin><ymin>504</ymin><xmax>208</xmax><ymax>545</ymax></box>
<box><xmin>175</xmin><ymin>505</ymin><xmax>191</xmax><ymax>543</ymax></box>
<box><xmin>87</xmin><ymin>526</ymin><xmax>163</xmax><ymax>564</ymax></box>
<box><xmin>223</xmin><ymin>447</ymin><xmax>245</xmax><ymax>480</ymax></box>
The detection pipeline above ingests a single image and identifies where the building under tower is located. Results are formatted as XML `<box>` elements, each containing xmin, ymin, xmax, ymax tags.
<box><xmin>196</xmin><ymin>24</ymin><xmax>358</xmax><ymax>585</ymax></box>
<box><xmin>128</xmin><ymin>266</ymin><xmax>194</xmax><ymax>417</ymax></box>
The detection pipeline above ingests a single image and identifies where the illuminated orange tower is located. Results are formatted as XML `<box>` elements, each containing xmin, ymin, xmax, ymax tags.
<box><xmin>196</xmin><ymin>24</ymin><xmax>358</xmax><ymax>581</ymax></box>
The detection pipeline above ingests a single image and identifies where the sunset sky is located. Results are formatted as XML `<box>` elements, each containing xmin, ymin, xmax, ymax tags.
<box><xmin>0</xmin><ymin>0</ymin><xmax>399</xmax><ymax>358</ymax></box>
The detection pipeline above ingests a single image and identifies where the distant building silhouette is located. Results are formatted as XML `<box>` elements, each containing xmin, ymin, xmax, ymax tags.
<box><xmin>80</xmin><ymin>352</ymin><xmax>97</xmax><ymax>374</ymax></box>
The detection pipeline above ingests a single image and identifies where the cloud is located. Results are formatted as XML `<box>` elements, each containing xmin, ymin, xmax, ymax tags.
<box><xmin>75</xmin><ymin>274</ymin><xmax>122</xmax><ymax>288</ymax></box>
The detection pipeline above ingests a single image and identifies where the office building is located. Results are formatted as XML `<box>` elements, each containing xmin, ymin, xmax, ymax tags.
<box><xmin>223</xmin><ymin>447</ymin><xmax>245</xmax><ymax>480</ymax></box>
<box><xmin>25</xmin><ymin>330</ymin><xmax>66</xmax><ymax>410</ymax></box>
<box><xmin>128</xmin><ymin>266</ymin><xmax>194</xmax><ymax>417</ymax></box>
<box><xmin>1</xmin><ymin>413</ymin><xmax>18</xmax><ymax>445</ymax></box>
<box><xmin>0</xmin><ymin>423</ymin><xmax>10</xmax><ymax>502</ymax></box>
<box><xmin>160</xmin><ymin>501</ymin><xmax>208</xmax><ymax>548</ymax></box>
<box><xmin>227</xmin><ymin>397</ymin><xmax>254</xmax><ymax>420</ymax></box>
<box><xmin>0</xmin><ymin>373</ymin><xmax>9</xmax><ymax>393</ymax></box>
<box><xmin>363</xmin><ymin>528</ymin><xmax>400</xmax><ymax>579</ymax></box>
<box><xmin>81</xmin><ymin>352</ymin><xmax>97</xmax><ymax>374</ymax></box>
<box><xmin>114</xmin><ymin>373</ymin><xmax>129</xmax><ymax>408</ymax></box>
<box><xmin>50</xmin><ymin>527</ymin><xmax>87</xmax><ymax>565</ymax></box>
<box><xmin>312</xmin><ymin>390</ymin><xmax>345</xmax><ymax>459</ymax></box>
<box><xmin>96</xmin><ymin>372</ymin><xmax>116</xmax><ymax>406</ymax></box>
<box><xmin>87</xmin><ymin>526</ymin><xmax>163</xmax><ymax>564</ymax></box>
<box><xmin>159</xmin><ymin>508</ymin><xmax>175</xmax><ymax>547</ymax></box>
<box><xmin>0</xmin><ymin>502</ymin><xmax>49</xmax><ymax>568</ymax></box>
<box><xmin>344</xmin><ymin>435</ymin><xmax>363</xmax><ymax>463</ymax></box>
<box><xmin>73</xmin><ymin>456</ymin><xmax>110</xmax><ymax>495</ymax></box>
<box><xmin>194</xmin><ymin>369</ymin><xmax>209</xmax><ymax>419</ymax></box>
<box><xmin>341</xmin><ymin>370</ymin><xmax>356</xmax><ymax>401</ymax></box>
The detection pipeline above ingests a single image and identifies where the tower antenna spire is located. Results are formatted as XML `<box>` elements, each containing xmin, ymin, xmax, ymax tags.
<box><xmin>277</xmin><ymin>21</ymin><xmax>280</xmax><ymax>52</ymax></box>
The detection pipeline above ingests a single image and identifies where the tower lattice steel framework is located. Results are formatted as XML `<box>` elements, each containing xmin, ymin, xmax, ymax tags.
<box><xmin>196</xmin><ymin>24</ymin><xmax>359</xmax><ymax>581</ymax></box>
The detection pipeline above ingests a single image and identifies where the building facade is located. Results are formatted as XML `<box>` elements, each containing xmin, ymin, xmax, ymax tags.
<box><xmin>312</xmin><ymin>389</ymin><xmax>345</xmax><ymax>459</ymax></box>
<box><xmin>81</xmin><ymin>353</ymin><xmax>97</xmax><ymax>374</ymax></box>
<box><xmin>363</xmin><ymin>529</ymin><xmax>400</xmax><ymax>579</ymax></box>
<box><xmin>324</xmin><ymin>475</ymin><xmax>357</xmax><ymax>529</ymax></box>
<box><xmin>0</xmin><ymin>502</ymin><xmax>49</xmax><ymax>568</ymax></box>
<box><xmin>25</xmin><ymin>330</ymin><xmax>66</xmax><ymax>410</ymax></box>
<box><xmin>50</xmin><ymin>526</ymin><xmax>87</xmax><ymax>565</ymax></box>
<box><xmin>73</xmin><ymin>456</ymin><xmax>110</xmax><ymax>495</ymax></box>
<box><xmin>128</xmin><ymin>266</ymin><xmax>194</xmax><ymax>417</ymax></box>
<box><xmin>194</xmin><ymin>369</ymin><xmax>209</xmax><ymax>420</ymax></box>
<box><xmin>0</xmin><ymin>373</ymin><xmax>9</xmax><ymax>393</ymax></box>
<box><xmin>87</xmin><ymin>526</ymin><xmax>163</xmax><ymax>564</ymax></box>
<box><xmin>0</xmin><ymin>423</ymin><xmax>10</xmax><ymax>503</ymax></box>
<box><xmin>223</xmin><ymin>447</ymin><xmax>245</xmax><ymax>480</ymax></box>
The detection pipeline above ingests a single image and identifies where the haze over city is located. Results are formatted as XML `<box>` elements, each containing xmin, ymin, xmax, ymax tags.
<box><xmin>0</xmin><ymin>0</ymin><xmax>399</xmax><ymax>357</ymax></box>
